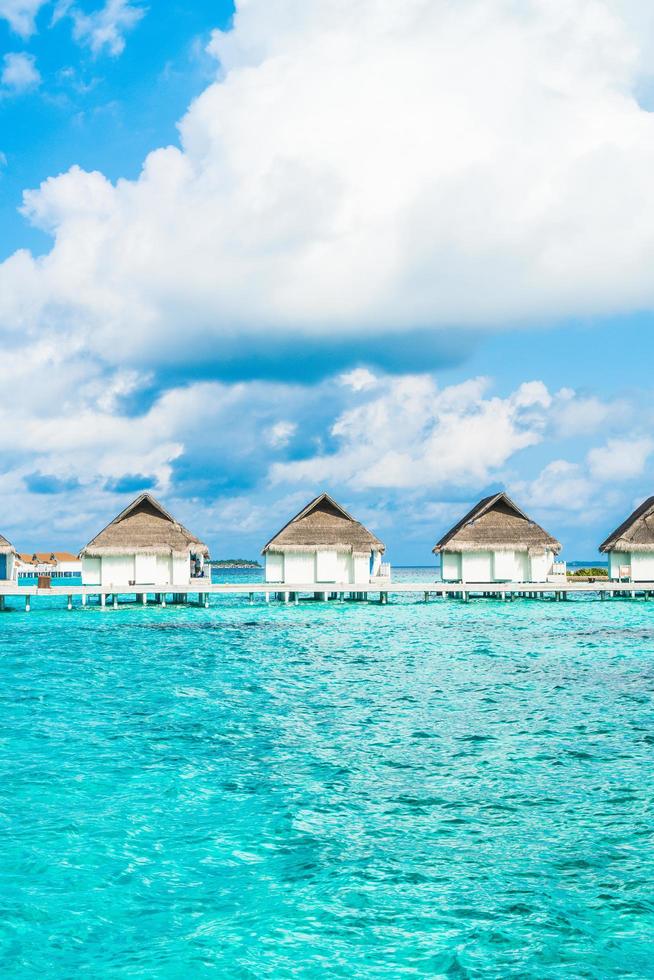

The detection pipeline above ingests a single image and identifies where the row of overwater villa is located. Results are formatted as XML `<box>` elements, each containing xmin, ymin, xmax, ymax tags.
<box><xmin>1</xmin><ymin>490</ymin><xmax>654</xmax><ymax>595</ymax></box>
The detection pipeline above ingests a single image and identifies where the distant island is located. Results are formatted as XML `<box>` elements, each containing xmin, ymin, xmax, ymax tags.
<box><xmin>210</xmin><ymin>559</ymin><xmax>262</xmax><ymax>568</ymax></box>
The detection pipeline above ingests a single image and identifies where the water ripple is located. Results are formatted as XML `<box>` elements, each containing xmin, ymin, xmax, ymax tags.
<box><xmin>0</xmin><ymin>592</ymin><xmax>653</xmax><ymax>976</ymax></box>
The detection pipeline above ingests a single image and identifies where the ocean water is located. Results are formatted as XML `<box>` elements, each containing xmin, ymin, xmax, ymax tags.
<box><xmin>1</xmin><ymin>571</ymin><xmax>653</xmax><ymax>978</ymax></box>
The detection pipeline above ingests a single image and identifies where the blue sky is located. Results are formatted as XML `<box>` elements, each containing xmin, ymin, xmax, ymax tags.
<box><xmin>1</xmin><ymin>0</ymin><xmax>654</xmax><ymax>563</ymax></box>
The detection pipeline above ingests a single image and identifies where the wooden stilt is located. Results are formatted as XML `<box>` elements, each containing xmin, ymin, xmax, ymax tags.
<box><xmin>67</xmin><ymin>595</ymin><xmax>73</xmax><ymax>611</ymax></box>
<box><xmin>25</xmin><ymin>596</ymin><xmax>31</xmax><ymax>613</ymax></box>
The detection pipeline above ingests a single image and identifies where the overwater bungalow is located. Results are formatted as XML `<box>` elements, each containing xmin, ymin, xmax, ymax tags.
<box><xmin>80</xmin><ymin>493</ymin><xmax>209</xmax><ymax>589</ymax></box>
<box><xmin>599</xmin><ymin>496</ymin><xmax>654</xmax><ymax>581</ymax></box>
<box><xmin>263</xmin><ymin>493</ymin><xmax>388</xmax><ymax>586</ymax></box>
<box><xmin>0</xmin><ymin>533</ymin><xmax>17</xmax><ymax>582</ymax></box>
<box><xmin>434</xmin><ymin>492</ymin><xmax>562</xmax><ymax>583</ymax></box>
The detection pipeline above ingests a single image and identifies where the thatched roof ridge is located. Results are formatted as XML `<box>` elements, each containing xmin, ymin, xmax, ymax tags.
<box><xmin>0</xmin><ymin>532</ymin><xmax>15</xmax><ymax>557</ymax></box>
<box><xmin>80</xmin><ymin>493</ymin><xmax>209</xmax><ymax>558</ymax></box>
<box><xmin>262</xmin><ymin>492</ymin><xmax>385</xmax><ymax>555</ymax></box>
<box><xmin>599</xmin><ymin>496</ymin><xmax>654</xmax><ymax>553</ymax></box>
<box><xmin>433</xmin><ymin>492</ymin><xmax>561</xmax><ymax>555</ymax></box>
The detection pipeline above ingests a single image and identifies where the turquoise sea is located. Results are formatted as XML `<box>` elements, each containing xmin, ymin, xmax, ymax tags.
<box><xmin>1</xmin><ymin>568</ymin><xmax>653</xmax><ymax>978</ymax></box>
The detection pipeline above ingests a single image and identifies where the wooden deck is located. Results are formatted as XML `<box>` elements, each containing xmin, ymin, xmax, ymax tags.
<box><xmin>1</xmin><ymin>579</ymin><xmax>653</xmax><ymax>610</ymax></box>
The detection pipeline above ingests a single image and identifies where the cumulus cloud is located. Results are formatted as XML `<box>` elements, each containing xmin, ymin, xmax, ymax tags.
<box><xmin>2</xmin><ymin>0</ymin><xmax>654</xmax><ymax>557</ymax></box>
<box><xmin>587</xmin><ymin>435</ymin><xmax>654</xmax><ymax>480</ymax></box>
<box><xmin>5</xmin><ymin>0</ymin><xmax>654</xmax><ymax>373</ymax></box>
<box><xmin>270</xmin><ymin>376</ymin><xmax>554</xmax><ymax>490</ymax></box>
<box><xmin>265</xmin><ymin>420</ymin><xmax>297</xmax><ymax>448</ymax></box>
<box><xmin>1</xmin><ymin>52</ymin><xmax>41</xmax><ymax>92</ymax></box>
<box><xmin>339</xmin><ymin>368</ymin><xmax>378</xmax><ymax>392</ymax></box>
<box><xmin>56</xmin><ymin>0</ymin><xmax>144</xmax><ymax>56</ymax></box>
<box><xmin>0</xmin><ymin>0</ymin><xmax>45</xmax><ymax>36</ymax></box>
<box><xmin>516</xmin><ymin>460</ymin><xmax>594</xmax><ymax>512</ymax></box>
<box><xmin>515</xmin><ymin>434</ymin><xmax>653</xmax><ymax>522</ymax></box>
<box><xmin>0</xmin><ymin>348</ymin><xmax>649</xmax><ymax>556</ymax></box>
<box><xmin>550</xmin><ymin>388</ymin><xmax>633</xmax><ymax>437</ymax></box>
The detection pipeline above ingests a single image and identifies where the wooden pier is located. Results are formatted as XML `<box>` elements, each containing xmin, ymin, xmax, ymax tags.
<box><xmin>0</xmin><ymin>579</ymin><xmax>654</xmax><ymax>612</ymax></box>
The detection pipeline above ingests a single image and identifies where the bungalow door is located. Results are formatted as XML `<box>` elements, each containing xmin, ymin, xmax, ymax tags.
<box><xmin>0</xmin><ymin>555</ymin><xmax>6</xmax><ymax>580</ymax></box>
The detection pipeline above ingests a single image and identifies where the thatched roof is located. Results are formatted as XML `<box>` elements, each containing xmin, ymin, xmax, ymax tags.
<box><xmin>599</xmin><ymin>496</ymin><xmax>654</xmax><ymax>553</ymax></box>
<box><xmin>80</xmin><ymin>493</ymin><xmax>209</xmax><ymax>558</ymax></box>
<box><xmin>433</xmin><ymin>492</ymin><xmax>561</xmax><ymax>555</ymax></box>
<box><xmin>0</xmin><ymin>532</ymin><xmax>15</xmax><ymax>557</ymax></box>
<box><xmin>262</xmin><ymin>493</ymin><xmax>385</xmax><ymax>555</ymax></box>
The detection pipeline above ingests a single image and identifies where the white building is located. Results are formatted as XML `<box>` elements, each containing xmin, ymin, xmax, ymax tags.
<box><xmin>434</xmin><ymin>492</ymin><xmax>562</xmax><ymax>583</ymax></box>
<box><xmin>600</xmin><ymin>496</ymin><xmax>654</xmax><ymax>581</ymax></box>
<box><xmin>16</xmin><ymin>552</ymin><xmax>82</xmax><ymax>577</ymax></box>
<box><xmin>263</xmin><ymin>493</ymin><xmax>388</xmax><ymax>586</ymax></box>
<box><xmin>80</xmin><ymin>493</ymin><xmax>209</xmax><ymax>589</ymax></box>
<box><xmin>0</xmin><ymin>533</ymin><xmax>17</xmax><ymax>582</ymax></box>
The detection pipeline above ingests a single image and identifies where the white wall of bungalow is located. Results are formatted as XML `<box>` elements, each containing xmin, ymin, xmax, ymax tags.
<box><xmin>440</xmin><ymin>548</ymin><xmax>559</xmax><ymax>584</ymax></box>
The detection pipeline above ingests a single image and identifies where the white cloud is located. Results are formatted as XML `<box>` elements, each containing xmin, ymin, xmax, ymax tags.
<box><xmin>0</xmin><ymin>0</ymin><xmax>46</xmax><ymax>36</ymax></box>
<box><xmin>515</xmin><ymin>459</ymin><xmax>594</xmax><ymax>512</ymax></box>
<box><xmin>550</xmin><ymin>390</ymin><xmax>632</xmax><ymax>437</ymax></box>
<box><xmin>2</xmin><ymin>52</ymin><xmax>41</xmax><ymax>92</ymax></box>
<box><xmin>62</xmin><ymin>0</ymin><xmax>144</xmax><ymax>56</ymax></box>
<box><xmin>265</xmin><ymin>420</ymin><xmax>297</xmax><ymax>448</ymax></box>
<box><xmin>0</xmin><ymin>342</ymin><xmax>648</xmax><ymax>554</ymax></box>
<box><xmin>270</xmin><ymin>376</ymin><xmax>553</xmax><ymax>490</ymax></box>
<box><xmin>6</xmin><ymin>0</ymin><xmax>654</xmax><ymax>364</ymax></box>
<box><xmin>515</xmin><ymin>433</ymin><xmax>653</xmax><ymax>519</ymax></box>
<box><xmin>587</xmin><ymin>435</ymin><xmax>654</xmax><ymax>480</ymax></box>
<box><xmin>339</xmin><ymin>368</ymin><xmax>378</xmax><ymax>392</ymax></box>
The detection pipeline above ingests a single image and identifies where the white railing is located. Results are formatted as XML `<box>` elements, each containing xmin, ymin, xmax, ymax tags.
<box><xmin>551</xmin><ymin>561</ymin><xmax>567</xmax><ymax>576</ymax></box>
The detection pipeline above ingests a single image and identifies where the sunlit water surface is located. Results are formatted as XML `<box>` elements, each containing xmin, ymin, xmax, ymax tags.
<box><xmin>1</xmin><ymin>569</ymin><xmax>653</xmax><ymax>977</ymax></box>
